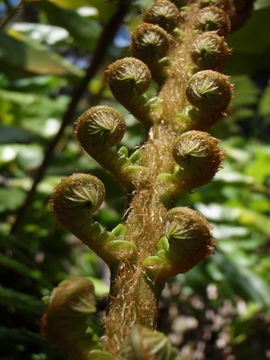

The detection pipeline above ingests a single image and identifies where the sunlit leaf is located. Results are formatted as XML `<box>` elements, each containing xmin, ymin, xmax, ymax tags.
<box><xmin>259</xmin><ymin>85</ymin><xmax>270</xmax><ymax>116</ymax></box>
<box><xmin>245</xmin><ymin>147</ymin><xmax>270</xmax><ymax>185</ymax></box>
<box><xmin>10</xmin><ymin>22</ymin><xmax>70</xmax><ymax>46</ymax></box>
<box><xmin>0</xmin><ymin>30</ymin><xmax>83</xmax><ymax>78</ymax></box>
<box><xmin>254</xmin><ymin>0</ymin><xmax>270</xmax><ymax>10</ymax></box>
<box><xmin>0</xmin><ymin>187</ymin><xmax>25</xmax><ymax>212</ymax></box>
<box><xmin>38</xmin><ymin>2</ymin><xmax>101</xmax><ymax>50</ymax></box>
<box><xmin>35</xmin><ymin>0</ymin><xmax>117</xmax><ymax>22</ymax></box>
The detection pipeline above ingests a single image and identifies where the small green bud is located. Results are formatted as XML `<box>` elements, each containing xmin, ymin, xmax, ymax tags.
<box><xmin>143</xmin><ymin>0</ymin><xmax>180</xmax><ymax>33</ymax></box>
<box><xmin>88</xmin><ymin>349</ymin><xmax>115</xmax><ymax>360</ymax></box>
<box><xmin>191</xmin><ymin>32</ymin><xmax>230</xmax><ymax>70</ymax></box>
<box><xmin>173</xmin><ymin>130</ymin><xmax>224</xmax><ymax>190</ymax></box>
<box><xmin>118</xmin><ymin>146</ymin><xmax>129</xmax><ymax>157</ymax></box>
<box><xmin>121</xmin><ymin>325</ymin><xmax>179</xmax><ymax>360</ymax></box>
<box><xmin>195</xmin><ymin>6</ymin><xmax>231</xmax><ymax>36</ymax></box>
<box><xmin>110</xmin><ymin>223</ymin><xmax>127</xmax><ymax>238</ymax></box>
<box><xmin>143</xmin><ymin>207</ymin><xmax>215</xmax><ymax>279</ymax></box>
<box><xmin>129</xmin><ymin>149</ymin><xmax>142</xmax><ymax>164</ymax></box>
<box><xmin>186</xmin><ymin>70</ymin><xmax>232</xmax><ymax>113</ymax></box>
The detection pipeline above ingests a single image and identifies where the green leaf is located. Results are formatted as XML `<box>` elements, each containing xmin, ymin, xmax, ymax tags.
<box><xmin>254</xmin><ymin>0</ymin><xmax>270</xmax><ymax>10</ymax></box>
<box><xmin>88</xmin><ymin>277</ymin><xmax>109</xmax><ymax>297</ymax></box>
<box><xmin>44</xmin><ymin>0</ymin><xmax>117</xmax><ymax>22</ymax></box>
<box><xmin>197</xmin><ymin>203</ymin><xmax>270</xmax><ymax>236</ymax></box>
<box><xmin>225</xmin><ymin>48</ymin><xmax>270</xmax><ymax>75</ymax></box>
<box><xmin>0</xmin><ymin>187</ymin><xmax>25</xmax><ymax>212</ymax></box>
<box><xmin>10</xmin><ymin>22</ymin><xmax>71</xmax><ymax>47</ymax></box>
<box><xmin>0</xmin><ymin>144</ymin><xmax>43</xmax><ymax>169</ymax></box>
<box><xmin>226</xmin><ymin>9</ymin><xmax>270</xmax><ymax>74</ymax></box>
<box><xmin>215</xmin><ymin>252</ymin><xmax>270</xmax><ymax>308</ymax></box>
<box><xmin>259</xmin><ymin>85</ymin><xmax>270</xmax><ymax>116</ymax></box>
<box><xmin>0</xmin><ymin>125</ymin><xmax>37</xmax><ymax>143</ymax></box>
<box><xmin>245</xmin><ymin>147</ymin><xmax>270</xmax><ymax>185</ymax></box>
<box><xmin>39</xmin><ymin>2</ymin><xmax>101</xmax><ymax>50</ymax></box>
<box><xmin>0</xmin><ymin>89</ymin><xmax>67</xmax><ymax>137</ymax></box>
<box><xmin>0</xmin><ymin>29</ymin><xmax>83</xmax><ymax>79</ymax></box>
<box><xmin>231</xmin><ymin>75</ymin><xmax>258</xmax><ymax>107</ymax></box>
<box><xmin>16</xmin><ymin>144</ymin><xmax>43</xmax><ymax>170</ymax></box>
<box><xmin>0</xmin><ymin>253</ymin><xmax>42</xmax><ymax>279</ymax></box>
<box><xmin>228</xmin><ymin>9</ymin><xmax>270</xmax><ymax>55</ymax></box>
<box><xmin>0</xmin><ymin>326</ymin><xmax>46</xmax><ymax>343</ymax></box>
<box><xmin>0</xmin><ymin>286</ymin><xmax>44</xmax><ymax>314</ymax></box>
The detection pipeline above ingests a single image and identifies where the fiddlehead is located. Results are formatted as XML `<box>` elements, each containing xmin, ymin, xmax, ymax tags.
<box><xmin>106</xmin><ymin>57</ymin><xmax>153</xmax><ymax>128</ymax></box>
<box><xmin>51</xmin><ymin>174</ymin><xmax>136</xmax><ymax>266</ymax></box>
<box><xmin>143</xmin><ymin>207</ymin><xmax>215</xmax><ymax>279</ymax></box>
<box><xmin>41</xmin><ymin>278</ymin><xmax>98</xmax><ymax>360</ymax></box>
<box><xmin>46</xmin><ymin>0</ymin><xmax>255</xmax><ymax>358</ymax></box>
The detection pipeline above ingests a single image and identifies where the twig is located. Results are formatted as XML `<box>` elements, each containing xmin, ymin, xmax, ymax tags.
<box><xmin>10</xmin><ymin>0</ymin><xmax>131</xmax><ymax>234</ymax></box>
<box><xmin>0</xmin><ymin>0</ymin><xmax>25</xmax><ymax>29</ymax></box>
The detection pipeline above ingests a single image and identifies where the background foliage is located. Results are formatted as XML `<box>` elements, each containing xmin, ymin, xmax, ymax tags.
<box><xmin>0</xmin><ymin>0</ymin><xmax>270</xmax><ymax>359</ymax></box>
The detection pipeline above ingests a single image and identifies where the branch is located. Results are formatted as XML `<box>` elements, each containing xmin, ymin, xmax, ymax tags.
<box><xmin>0</xmin><ymin>0</ymin><xmax>25</xmax><ymax>29</ymax></box>
<box><xmin>10</xmin><ymin>0</ymin><xmax>131</xmax><ymax>234</ymax></box>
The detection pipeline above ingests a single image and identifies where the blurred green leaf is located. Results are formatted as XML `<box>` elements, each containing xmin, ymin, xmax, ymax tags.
<box><xmin>43</xmin><ymin>0</ymin><xmax>117</xmax><ymax>22</ymax></box>
<box><xmin>231</xmin><ymin>75</ymin><xmax>258</xmax><ymax>107</ymax></box>
<box><xmin>0</xmin><ymin>326</ymin><xmax>46</xmax><ymax>343</ymax></box>
<box><xmin>254</xmin><ymin>0</ymin><xmax>270</xmax><ymax>9</ymax></box>
<box><xmin>226</xmin><ymin>9</ymin><xmax>270</xmax><ymax>74</ymax></box>
<box><xmin>245</xmin><ymin>147</ymin><xmax>270</xmax><ymax>185</ymax></box>
<box><xmin>197</xmin><ymin>203</ymin><xmax>270</xmax><ymax>236</ymax></box>
<box><xmin>0</xmin><ymin>88</ymin><xmax>67</xmax><ymax>137</ymax></box>
<box><xmin>0</xmin><ymin>125</ymin><xmax>37</xmax><ymax>144</ymax></box>
<box><xmin>0</xmin><ymin>286</ymin><xmax>44</xmax><ymax>314</ymax></box>
<box><xmin>88</xmin><ymin>277</ymin><xmax>109</xmax><ymax>297</ymax></box>
<box><xmin>0</xmin><ymin>187</ymin><xmax>25</xmax><ymax>212</ymax></box>
<box><xmin>0</xmin><ymin>30</ymin><xmax>83</xmax><ymax>79</ymax></box>
<box><xmin>215</xmin><ymin>252</ymin><xmax>270</xmax><ymax>308</ymax></box>
<box><xmin>39</xmin><ymin>2</ymin><xmax>101</xmax><ymax>50</ymax></box>
<box><xmin>10</xmin><ymin>22</ymin><xmax>71</xmax><ymax>46</ymax></box>
<box><xmin>259</xmin><ymin>85</ymin><xmax>270</xmax><ymax>116</ymax></box>
<box><xmin>0</xmin><ymin>253</ymin><xmax>42</xmax><ymax>280</ymax></box>
<box><xmin>228</xmin><ymin>9</ymin><xmax>270</xmax><ymax>55</ymax></box>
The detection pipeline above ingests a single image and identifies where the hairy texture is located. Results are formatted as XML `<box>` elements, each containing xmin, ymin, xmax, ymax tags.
<box><xmin>143</xmin><ymin>207</ymin><xmax>215</xmax><ymax>279</ymax></box>
<box><xmin>191</xmin><ymin>32</ymin><xmax>230</xmax><ymax>70</ymax></box>
<box><xmin>47</xmin><ymin>0</ymin><xmax>253</xmax><ymax>358</ymax></box>
<box><xmin>121</xmin><ymin>325</ymin><xmax>179</xmax><ymax>359</ymax></box>
<box><xmin>41</xmin><ymin>278</ymin><xmax>97</xmax><ymax>360</ymax></box>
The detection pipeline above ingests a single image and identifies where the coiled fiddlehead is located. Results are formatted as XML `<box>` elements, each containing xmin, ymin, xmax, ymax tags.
<box><xmin>143</xmin><ymin>207</ymin><xmax>215</xmax><ymax>279</ymax></box>
<box><xmin>46</xmin><ymin>0</ymin><xmax>254</xmax><ymax>358</ymax></box>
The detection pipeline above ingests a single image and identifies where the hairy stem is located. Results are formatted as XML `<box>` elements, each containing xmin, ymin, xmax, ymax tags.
<box><xmin>102</xmin><ymin>1</ymin><xmax>227</xmax><ymax>356</ymax></box>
